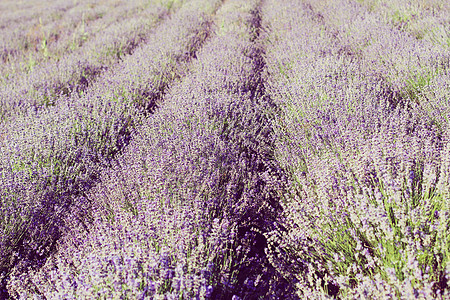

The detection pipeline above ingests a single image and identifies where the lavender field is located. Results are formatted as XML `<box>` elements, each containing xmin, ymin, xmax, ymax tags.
<box><xmin>0</xmin><ymin>0</ymin><xmax>448</xmax><ymax>298</ymax></box>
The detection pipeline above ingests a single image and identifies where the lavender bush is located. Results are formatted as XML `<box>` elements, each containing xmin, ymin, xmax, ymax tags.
<box><xmin>263</xmin><ymin>0</ymin><xmax>449</xmax><ymax>298</ymax></box>
<box><xmin>1</xmin><ymin>0</ymin><xmax>103</xmax><ymax>78</ymax></box>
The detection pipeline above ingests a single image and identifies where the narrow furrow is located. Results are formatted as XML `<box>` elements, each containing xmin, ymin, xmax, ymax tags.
<box><xmin>200</xmin><ymin>0</ymin><xmax>298</xmax><ymax>298</ymax></box>
<box><xmin>0</xmin><ymin>0</ymin><xmax>224</xmax><ymax>297</ymax></box>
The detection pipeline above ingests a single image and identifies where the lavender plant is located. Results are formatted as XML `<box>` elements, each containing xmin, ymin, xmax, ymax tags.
<box><xmin>1</xmin><ymin>0</ymin><xmax>98</xmax><ymax>74</ymax></box>
<box><xmin>263</xmin><ymin>0</ymin><xmax>449</xmax><ymax>298</ymax></box>
<box><xmin>6</xmin><ymin>0</ymin><xmax>296</xmax><ymax>298</ymax></box>
<box><xmin>0</xmin><ymin>0</ymin><xmax>222</xmax><ymax>297</ymax></box>
<box><xmin>0</xmin><ymin>0</ymin><xmax>75</xmax><ymax>34</ymax></box>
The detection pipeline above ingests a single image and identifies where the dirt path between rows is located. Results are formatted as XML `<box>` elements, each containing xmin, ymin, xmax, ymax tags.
<box><xmin>208</xmin><ymin>0</ymin><xmax>299</xmax><ymax>298</ymax></box>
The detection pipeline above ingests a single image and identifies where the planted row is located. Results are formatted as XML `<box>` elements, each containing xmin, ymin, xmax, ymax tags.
<box><xmin>6</xmin><ymin>0</ymin><xmax>294</xmax><ymax>298</ymax></box>
<box><xmin>297</xmin><ymin>0</ymin><xmax>449</xmax><ymax>144</ymax></box>
<box><xmin>0</xmin><ymin>0</ymin><xmax>181</xmax><ymax>124</ymax></box>
<box><xmin>0</xmin><ymin>0</ymin><xmax>156</xmax><ymax>82</ymax></box>
<box><xmin>1</xmin><ymin>0</ymin><xmax>95</xmax><ymax>69</ymax></box>
<box><xmin>308</xmin><ymin>0</ymin><xmax>450</xmax><ymax>156</ymax></box>
<box><xmin>0</xmin><ymin>0</ymin><xmax>74</xmax><ymax>33</ymax></box>
<box><xmin>315</xmin><ymin>0</ymin><xmax>446</xmax><ymax>99</ymax></box>
<box><xmin>357</xmin><ymin>0</ymin><xmax>449</xmax><ymax>46</ymax></box>
<box><xmin>263</xmin><ymin>0</ymin><xmax>449</xmax><ymax>298</ymax></box>
<box><xmin>0</xmin><ymin>0</ymin><xmax>222</xmax><ymax>297</ymax></box>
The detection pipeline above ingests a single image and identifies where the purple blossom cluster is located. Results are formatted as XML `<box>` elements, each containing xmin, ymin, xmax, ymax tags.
<box><xmin>263</xmin><ymin>0</ymin><xmax>449</xmax><ymax>298</ymax></box>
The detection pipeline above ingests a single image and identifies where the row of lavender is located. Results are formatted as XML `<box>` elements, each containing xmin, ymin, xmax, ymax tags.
<box><xmin>358</xmin><ymin>0</ymin><xmax>449</xmax><ymax>46</ymax></box>
<box><xmin>0</xmin><ymin>0</ymin><xmax>185</xmax><ymax>124</ymax></box>
<box><xmin>0</xmin><ymin>0</ymin><xmax>76</xmax><ymax>41</ymax></box>
<box><xmin>6</xmin><ymin>0</ymin><xmax>298</xmax><ymax>298</ymax></box>
<box><xmin>263</xmin><ymin>0</ymin><xmax>448</xmax><ymax>298</ymax></box>
<box><xmin>1</xmin><ymin>0</ymin><xmax>139</xmax><ymax>78</ymax></box>
<box><xmin>305</xmin><ymin>0</ymin><xmax>449</xmax><ymax>121</ymax></box>
<box><xmin>0</xmin><ymin>0</ymin><xmax>223</xmax><ymax>297</ymax></box>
